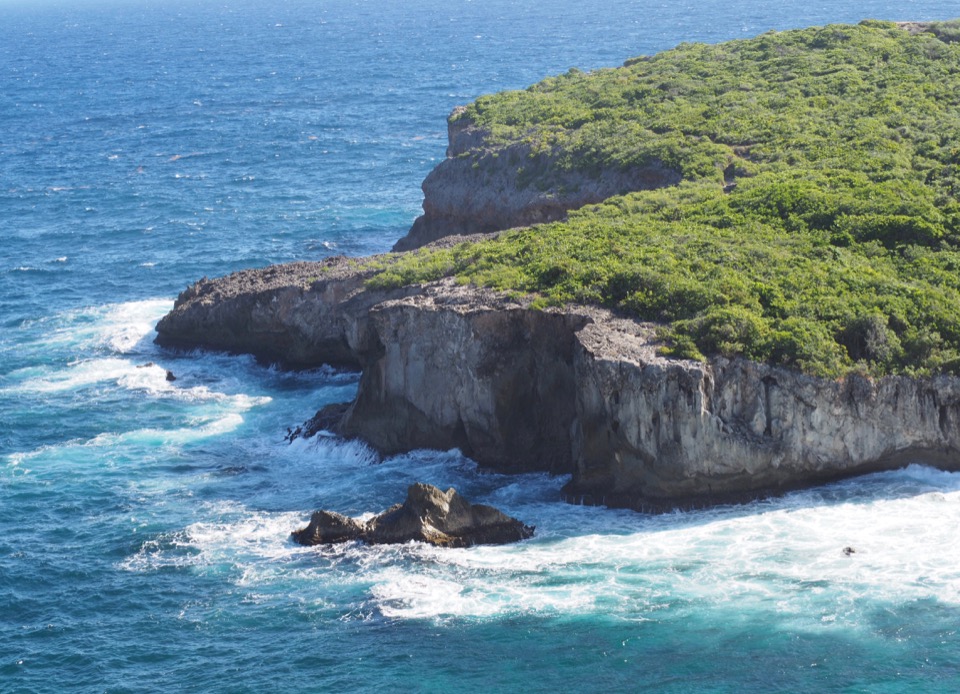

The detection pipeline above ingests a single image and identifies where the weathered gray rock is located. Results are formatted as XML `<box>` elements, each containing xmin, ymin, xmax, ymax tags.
<box><xmin>291</xmin><ymin>483</ymin><xmax>535</xmax><ymax>548</ymax></box>
<box><xmin>291</xmin><ymin>510</ymin><xmax>366</xmax><ymax>545</ymax></box>
<box><xmin>392</xmin><ymin>110</ymin><xmax>681</xmax><ymax>251</ymax></box>
<box><xmin>338</xmin><ymin>282</ymin><xmax>585</xmax><ymax>474</ymax></box>
<box><xmin>154</xmin><ymin>256</ymin><xmax>417</xmax><ymax>369</ymax></box>
<box><xmin>156</xmin><ymin>264</ymin><xmax>960</xmax><ymax>511</ymax></box>
<box><xmin>335</xmin><ymin>287</ymin><xmax>960</xmax><ymax>509</ymax></box>
<box><xmin>566</xmin><ymin>317</ymin><xmax>960</xmax><ymax>509</ymax></box>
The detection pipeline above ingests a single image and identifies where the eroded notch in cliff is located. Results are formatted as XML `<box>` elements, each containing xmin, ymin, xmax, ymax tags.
<box><xmin>762</xmin><ymin>375</ymin><xmax>777</xmax><ymax>438</ymax></box>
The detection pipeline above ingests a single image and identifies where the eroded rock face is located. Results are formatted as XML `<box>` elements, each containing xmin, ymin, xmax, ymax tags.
<box><xmin>338</xmin><ymin>283</ymin><xmax>586</xmax><ymax>474</ymax></box>
<box><xmin>291</xmin><ymin>483</ymin><xmax>535</xmax><ymax>548</ymax></box>
<box><xmin>334</xmin><ymin>290</ymin><xmax>960</xmax><ymax>508</ymax></box>
<box><xmin>156</xmin><ymin>263</ymin><xmax>960</xmax><ymax>511</ymax></box>
<box><xmin>392</xmin><ymin>111</ymin><xmax>681</xmax><ymax>251</ymax></box>
<box><xmin>566</xmin><ymin>319</ymin><xmax>960</xmax><ymax>509</ymax></box>
<box><xmin>153</xmin><ymin>256</ymin><xmax>417</xmax><ymax>369</ymax></box>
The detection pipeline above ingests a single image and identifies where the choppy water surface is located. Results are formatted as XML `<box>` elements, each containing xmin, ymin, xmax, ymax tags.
<box><xmin>2</xmin><ymin>0</ymin><xmax>959</xmax><ymax>691</ymax></box>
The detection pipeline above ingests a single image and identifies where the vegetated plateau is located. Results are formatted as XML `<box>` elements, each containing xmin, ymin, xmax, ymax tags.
<box><xmin>371</xmin><ymin>19</ymin><xmax>960</xmax><ymax>379</ymax></box>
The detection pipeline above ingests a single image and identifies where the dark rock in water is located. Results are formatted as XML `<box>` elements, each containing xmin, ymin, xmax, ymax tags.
<box><xmin>285</xmin><ymin>401</ymin><xmax>351</xmax><ymax>443</ymax></box>
<box><xmin>165</xmin><ymin>370</ymin><xmax>177</xmax><ymax>382</ymax></box>
<box><xmin>292</xmin><ymin>510</ymin><xmax>366</xmax><ymax>545</ymax></box>
<box><xmin>292</xmin><ymin>483</ymin><xmax>534</xmax><ymax>548</ymax></box>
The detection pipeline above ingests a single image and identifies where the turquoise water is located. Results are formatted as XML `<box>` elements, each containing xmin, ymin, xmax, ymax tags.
<box><xmin>3</xmin><ymin>1</ymin><xmax>960</xmax><ymax>691</ymax></box>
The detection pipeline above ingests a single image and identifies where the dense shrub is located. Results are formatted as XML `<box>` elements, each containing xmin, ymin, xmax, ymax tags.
<box><xmin>371</xmin><ymin>21</ymin><xmax>960</xmax><ymax>378</ymax></box>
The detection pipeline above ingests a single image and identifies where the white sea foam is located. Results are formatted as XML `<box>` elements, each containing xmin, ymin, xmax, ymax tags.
<box><xmin>8</xmin><ymin>413</ymin><xmax>249</xmax><ymax>471</ymax></box>
<box><xmin>120</xmin><ymin>501</ymin><xmax>308</xmax><ymax>573</ymax></box>
<box><xmin>16</xmin><ymin>298</ymin><xmax>172</xmax><ymax>356</ymax></box>
<box><xmin>113</xmin><ymin>464</ymin><xmax>960</xmax><ymax>627</ymax></box>
<box><xmin>359</xmin><ymin>466</ymin><xmax>960</xmax><ymax>622</ymax></box>
<box><xmin>89</xmin><ymin>414</ymin><xmax>247</xmax><ymax>448</ymax></box>
<box><xmin>9</xmin><ymin>357</ymin><xmax>147</xmax><ymax>393</ymax></box>
<box><xmin>95</xmin><ymin>298</ymin><xmax>171</xmax><ymax>353</ymax></box>
<box><xmin>6</xmin><ymin>358</ymin><xmax>270</xmax><ymax>413</ymax></box>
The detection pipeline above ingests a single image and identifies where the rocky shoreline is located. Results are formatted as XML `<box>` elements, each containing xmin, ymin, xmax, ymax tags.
<box><xmin>156</xmin><ymin>63</ymin><xmax>960</xmax><ymax>511</ymax></box>
<box><xmin>155</xmin><ymin>252</ymin><xmax>960</xmax><ymax>511</ymax></box>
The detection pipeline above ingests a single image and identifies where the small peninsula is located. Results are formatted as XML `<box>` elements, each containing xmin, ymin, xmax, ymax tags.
<box><xmin>157</xmin><ymin>19</ymin><xmax>960</xmax><ymax>510</ymax></box>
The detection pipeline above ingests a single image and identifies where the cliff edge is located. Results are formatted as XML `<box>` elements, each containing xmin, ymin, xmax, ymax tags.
<box><xmin>156</xmin><ymin>265</ymin><xmax>960</xmax><ymax>510</ymax></box>
<box><xmin>392</xmin><ymin>107</ymin><xmax>681</xmax><ymax>251</ymax></box>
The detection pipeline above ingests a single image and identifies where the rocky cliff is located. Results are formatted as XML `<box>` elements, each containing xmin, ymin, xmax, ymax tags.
<box><xmin>155</xmin><ymin>263</ymin><xmax>960</xmax><ymax>510</ymax></box>
<box><xmin>154</xmin><ymin>256</ymin><xmax>419</xmax><ymax>370</ymax></box>
<box><xmin>392</xmin><ymin>108</ymin><xmax>681</xmax><ymax>251</ymax></box>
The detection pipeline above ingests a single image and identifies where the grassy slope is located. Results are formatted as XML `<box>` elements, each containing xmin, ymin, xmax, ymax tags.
<box><xmin>371</xmin><ymin>20</ymin><xmax>960</xmax><ymax>378</ymax></box>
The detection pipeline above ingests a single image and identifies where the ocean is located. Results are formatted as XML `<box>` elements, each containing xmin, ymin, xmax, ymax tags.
<box><xmin>2</xmin><ymin>0</ymin><xmax>960</xmax><ymax>691</ymax></box>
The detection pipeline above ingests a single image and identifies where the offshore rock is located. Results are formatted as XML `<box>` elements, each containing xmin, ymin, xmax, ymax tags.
<box><xmin>290</xmin><ymin>510</ymin><xmax>366</xmax><ymax>545</ymax></box>
<box><xmin>392</xmin><ymin>109</ymin><xmax>681</xmax><ymax>251</ymax></box>
<box><xmin>291</xmin><ymin>483</ymin><xmax>535</xmax><ymax>548</ymax></box>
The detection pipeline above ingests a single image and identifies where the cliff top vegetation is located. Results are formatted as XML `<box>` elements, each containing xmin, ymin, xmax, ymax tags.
<box><xmin>371</xmin><ymin>19</ymin><xmax>960</xmax><ymax>378</ymax></box>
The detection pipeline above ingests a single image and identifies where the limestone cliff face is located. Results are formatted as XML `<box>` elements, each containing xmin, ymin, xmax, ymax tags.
<box><xmin>392</xmin><ymin>110</ymin><xmax>682</xmax><ymax>251</ymax></box>
<box><xmin>155</xmin><ymin>264</ymin><xmax>960</xmax><ymax>511</ymax></box>
<box><xmin>567</xmin><ymin>318</ymin><xmax>960</xmax><ymax>509</ymax></box>
<box><xmin>339</xmin><ymin>285</ymin><xmax>586</xmax><ymax>474</ymax></box>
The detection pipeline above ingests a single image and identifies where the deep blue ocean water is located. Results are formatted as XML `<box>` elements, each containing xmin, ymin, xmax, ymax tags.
<box><xmin>3</xmin><ymin>0</ymin><xmax>960</xmax><ymax>691</ymax></box>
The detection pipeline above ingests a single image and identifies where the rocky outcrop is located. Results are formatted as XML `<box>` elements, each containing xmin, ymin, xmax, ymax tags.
<box><xmin>154</xmin><ymin>256</ymin><xmax>419</xmax><ymax>370</ymax></box>
<box><xmin>291</xmin><ymin>483</ymin><xmax>535</xmax><ymax>548</ymax></box>
<box><xmin>156</xmin><ymin>264</ymin><xmax>960</xmax><ymax>511</ymax></box>
<box><xmin>392</xmin><ymin>110</ymin><xmax>681</xmax><ymax>251</ymax></box>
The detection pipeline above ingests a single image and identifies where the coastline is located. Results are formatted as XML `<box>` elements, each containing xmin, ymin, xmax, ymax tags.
<box><xmin>155</xmin><ymin>257</ymin><xmax>960</xmax><ymax>511</ymax></box>
<box><xmin>155</xmin><ymin>19</ymin><xmax>960</xmax><ymax>512</ymax></box>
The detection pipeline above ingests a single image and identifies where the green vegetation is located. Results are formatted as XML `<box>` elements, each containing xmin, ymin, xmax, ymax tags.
<box><xmin>371</xmin><ymin>20</ymin><xmax>960</xmax><ymax>378</ymax></box>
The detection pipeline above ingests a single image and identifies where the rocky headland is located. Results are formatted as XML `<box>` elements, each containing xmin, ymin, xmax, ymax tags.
<box><xmin>392</xmin><ymin>106</ymin><xmax>681</xmax><ymax>251</ymax></box>
<box><xmin>156</xmin><ymin>19</ymin><xmax>960</xmax><ymax>512</ymax></box>
<box><xmin>155</xmin><ymin>252</ymin><xmax>960</xmax><ymax>511</ymax></box>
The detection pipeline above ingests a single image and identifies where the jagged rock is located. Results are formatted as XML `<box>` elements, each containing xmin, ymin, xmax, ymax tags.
<box><xmin>291</xmin><ymin>510</ymin><xmax>365</xmax><ymax>545</ymax></box>
<box><xmin>291</xmin><ymin>483</ymin><xmax>534</xmax><ymax>548</ymax></box>
<box><xmin>285</xmin><ymin>402</ymin><xmax>352</xmax><ymax>443</ymax></box>
<box><xmin>154</xmin><ymin>256</ymin><xmax>420</xmax><ymax>369</ymax></box>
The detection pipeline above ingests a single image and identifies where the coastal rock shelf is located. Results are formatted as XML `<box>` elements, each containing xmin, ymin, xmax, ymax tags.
<box><xmin>155</xmin><ymin>260</ymin><xmax>960</xmax><ymax>511</ymax></box>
